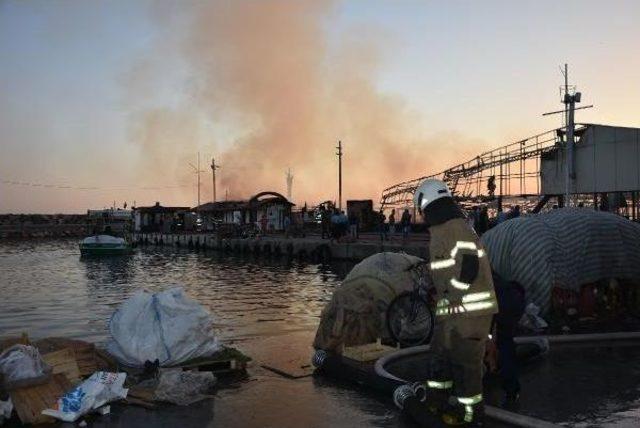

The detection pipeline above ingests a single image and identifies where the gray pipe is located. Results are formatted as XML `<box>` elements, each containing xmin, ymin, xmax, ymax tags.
<box><xmin>515</xmin><ymin>331</ymin><xmax>640</xmax><ymax>345</ymax></box>
<box><xmin>485</xmin><ymin>406</ymin><xmax>562</xmax><ymax>428</ymax></box>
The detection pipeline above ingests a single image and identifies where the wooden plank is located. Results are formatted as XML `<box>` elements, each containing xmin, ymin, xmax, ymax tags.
<box><xmin>181</xmin><ymin>358</ymin><xmax>245</xmax><ymax>373</ymax></box>
<box><xmin>35</xmin><ymin>338</ymin><xmax>97</xmax><ymax>377</ymax></box>
<box><xmin>10</xmin><ymin>374</ymin><xmax>71</xmax><ymax>425</ymax></box>
<box><xmin>42</xmin><ymin>348</ymin><xmax>81</xmax><ymax>384</ymax></box>
<box><xmin>260</xmin><ymin>364</ymin><xmax>313</xmax><ymax>379</ymax></box>
<box><xmin>125</xmin><ymin>396</ymin><xmax>157</xmax><ymax>409</ymax></box>
<box><xmin>0</xmin><ymin>333</ymin><xmax>30</xmax><ymax>352</ymax></box>
<box><xmin>128</xmin><ymin>385</ymin><xmax>156</xmax><ymax>402</ymax></box>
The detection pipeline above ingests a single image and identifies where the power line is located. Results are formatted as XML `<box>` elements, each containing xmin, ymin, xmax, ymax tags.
<box><xmin>0</xmin><ymin>178</ymin><xmax>190</xmax><ymax>191</ymax></box>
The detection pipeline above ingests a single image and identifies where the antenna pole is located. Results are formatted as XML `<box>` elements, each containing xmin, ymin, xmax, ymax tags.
<box><xmin>564</xmin><ymin>64</ymin><xmax>569</xmax><ymax>206</ymax></box>
<box><xmin>543</xmin><ymin>65</ymin><xmax>590</xmax><ymax>207</ymax></box>
<box><xmin>562</xmin><ymin>64</ymin><xmax>579</xmax><ymax>207</ymax></box>
<box><xmin>286</xmin><ymin>168</ymin><xmax>293</xmax><ymax>201</ymax></box>
<box><xmin>336</xmin><ymin>141</ymin><xmax>343</xmax><ymax>210</ymax></box>
<box><xmin>211</xmin><ymin>157</ymin><xmax>220</xmax><ymax>203</ymax></box>
<box><xmin>189</xmin><ymin>153</ymin><xmax>204</xmax><ymax>214</ymax></box>
<box><xmin>197</xmin><ymin>152</ymin><xmax>201</xmax><ymax>211</ymax></box>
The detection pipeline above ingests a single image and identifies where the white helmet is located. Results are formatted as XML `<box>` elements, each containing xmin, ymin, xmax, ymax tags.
<box><xmin>413</xmin><ymin>179</ymin><xmax>452</xmax><ymax>211</ymax></box>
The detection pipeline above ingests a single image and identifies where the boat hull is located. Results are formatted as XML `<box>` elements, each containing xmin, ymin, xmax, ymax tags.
<box><xmin>79</xmin><ymin>243</ymin><xmax>133</xmax><ymax>256</ymax></box>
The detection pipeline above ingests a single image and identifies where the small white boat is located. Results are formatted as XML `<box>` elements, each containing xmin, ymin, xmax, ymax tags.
<box><xmin>79</xmin><ymin>235</ymin><xmax>132</xmax><ymax>256</ymax></box>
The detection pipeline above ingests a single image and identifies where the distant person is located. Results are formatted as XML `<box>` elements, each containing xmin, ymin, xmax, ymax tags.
<box><xmin>330</xmin><ymin>209</ymin><xmax>341</xmax><ymax>241</ymax></box>
<box><xmin>470</xmin><ymin>206</ymin><xmax>479</xmax><ymax>230</ymax></box>
<box><xmin>260</xmin><ymin>213</ymin><xmax>268</xmax><ymax>235</ymax></box>
<box><xmin>466</xmin><ymin>209</ymin><xmax>476</xmax><ymax>230</ymax></box>
<box><xmin>497</xmin><ymin>210</ymin><xmax>508</xmax><ymax>224</ymax></box>
<box><xmin>103</xmin><ymin>225</ymin><xmax>113</xmax><ymax>236</ymax></box>
<box><xmin>338</xmin><ymin>210</ymin><xmax>349</xmax><ymax>239</ymax></box>
<box><xmin>478</xmin><ymin>206</ymin><xmax>489</xmax><ymax>235</ymax></box>
<box><xmin>283</xmin><ymin>215</ymin><xmax>291</xmax><ymax>238</ymax></box>
<box><xmin>377</xmin><ymin>210</ymin><xmax>387</xmax><ymax>241</ymax></box>
<box><xmin>348</xmin><ymin>212</ymin><xmax>359</xmax><ymax>239</ymax></box>
<box><xmin>510</xmin><ymin>205</ymin><xmax>521</xmax><ymax>219</ymax></box>
<box><xmin>320</xmin><ymin>207</ymin><xmax>330</xmax><ymax>239</ymax></box>
<box><xmin>388</xmin><ymin>209</ymin><xmax>396</xmax><ymax>236</ymax></box>
<box><xmin>400</xmin><ymin>209</ymin><xmax>412</xmax><ymax>240</ymax></box>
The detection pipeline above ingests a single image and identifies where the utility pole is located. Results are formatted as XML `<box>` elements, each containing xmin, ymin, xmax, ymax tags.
<box><xmin>285</xmin><ymin>168</ymin><xmax>293</xmax><ymax>201</ymax></box>
<box><xmin>211</xmin><ymin>157</ymin><xmax>220</xmax><ymax>203</ymax></box>
<box><xmin>188</xmin><ymin>152</ymin><xmax>204</xmax><ymax>213</ymax></box>
<box><xmin>336</xmin><ymin>141</ymin><xmax>343</xmax><ymax>210</ymax></box>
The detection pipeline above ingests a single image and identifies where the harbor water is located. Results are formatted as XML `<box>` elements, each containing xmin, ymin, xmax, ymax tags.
<box><xmin>1</xmin><ymin>239</ymin><xmax>640</xmax><ymax>427</ymax></box>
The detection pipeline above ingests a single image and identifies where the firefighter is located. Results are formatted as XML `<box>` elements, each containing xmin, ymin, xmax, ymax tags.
<box><xmin>414</xmin><ymin>179</ymin><xmax>498</xmax><ymax>426</ymax></box>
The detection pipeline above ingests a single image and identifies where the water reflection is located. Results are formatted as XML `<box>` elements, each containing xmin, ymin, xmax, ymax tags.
<box><xmin>0</xmin><ymin>239</ymin><xmax>351</xmax><ymax>345</ymax></box>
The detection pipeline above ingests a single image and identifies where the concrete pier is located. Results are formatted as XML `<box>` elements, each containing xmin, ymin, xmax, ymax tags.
<box><xmin>132</xmin><ymin>232</ymin><xmax>428</xmax><ymax>261</ymax></box>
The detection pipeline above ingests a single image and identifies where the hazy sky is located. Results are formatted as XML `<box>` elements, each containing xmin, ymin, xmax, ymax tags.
<box><xmin>1</xmin><ymin>0</ymin><xmax>639</xmax><ymax>213</ymax></box>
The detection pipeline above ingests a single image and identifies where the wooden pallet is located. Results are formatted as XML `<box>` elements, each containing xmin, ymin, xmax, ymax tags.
<box><xmin>42</xmin><ymin>348</ymin><xmax>81</xmax><ymax>384</ymax></box>
<box><xmin>180</xmin><ymin>358</ymin><xmax>244</xmax><ymax>374</ymax></box>
<box><xmin>35</xmin><ymin>338</ymin><xmax>99</xmax><ymax>377</ymax></box>
<box><xmin>9</xmin><ymin>374</ymin><xmax>71</xmax><ymax>425</ymax></box>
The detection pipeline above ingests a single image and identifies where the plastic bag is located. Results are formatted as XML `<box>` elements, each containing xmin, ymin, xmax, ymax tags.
<box><xmin>42</xmin><ymin>372</ymin><xmax>128</xmax><ymax>422</ymax></box>
<box><xmin>106</xmin><ymin>287</ymin><xmax>221</xmax><ymax>367</ymax></box>
<box><xmin>519</xmin><ymin>303</ymin><xmax>549</xmax><ymax>332</ymax></box>
<box><xmin>154</xmin><ymin>369</ymin><xmax>216</xmax><ymax>406</ymax></box>
<box><xmin>0</xmin><ymin>345</ymin><xmax>51</xmax><ymax>389</ymax></box>
<box><xmin>0</xmin><ymin>398</ymin><xmax>13</xmax><ymax>426</ymax></box>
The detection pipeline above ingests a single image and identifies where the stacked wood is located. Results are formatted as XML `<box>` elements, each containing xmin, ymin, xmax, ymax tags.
<box><xmin>42</xmin><ymin>348</ymin><xmax>81</xmax><ymax>384</ymax></box>
<box><xmin>0</xmin><ymin>335</ymin><xmax>115</xmax><ymax>425</ymax></box>
<box><xmin>34</xmin><ymin>338</ymin><xmax>99</xmax><ymax>376</ymax></box>
<box><xmin>9</xmin><ymin>374</ymin><xmax>71</xmax><ymax>425</ymax></box>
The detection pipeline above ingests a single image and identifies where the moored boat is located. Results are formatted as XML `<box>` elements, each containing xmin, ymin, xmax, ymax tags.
<box><xmin>79</xmin><ymin>234</ymin><xmax>132</xmax><ymax>256</ymax></box>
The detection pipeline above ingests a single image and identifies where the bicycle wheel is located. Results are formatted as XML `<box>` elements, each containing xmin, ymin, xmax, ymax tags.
<box><xmin>386</xmin><ymin>292</ymin><xmax>435</xmax><ymax>347</ymax></box>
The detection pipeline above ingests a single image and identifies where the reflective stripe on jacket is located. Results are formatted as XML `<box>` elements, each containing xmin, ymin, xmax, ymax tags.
<box><xmin>429</xmin><ymin>218</ymin><xmax>498</xmax><ymax>318</ymax></box>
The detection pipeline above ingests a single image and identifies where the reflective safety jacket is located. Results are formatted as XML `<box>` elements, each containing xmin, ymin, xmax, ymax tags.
<box><xmin>429</xmin><ymin>218</ymin><xmax>498</xmax><ymax>318</ymax></box>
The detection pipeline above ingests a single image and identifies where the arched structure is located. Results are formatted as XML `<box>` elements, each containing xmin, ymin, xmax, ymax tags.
<box><xmin>249</xmin><ymin>191</ymin><xmax>289</xmax><ymax>204</ymax></box>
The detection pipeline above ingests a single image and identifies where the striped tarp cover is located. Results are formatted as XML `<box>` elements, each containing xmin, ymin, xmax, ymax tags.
<box><xmin>480</xmin><ymin>208</ymin><xmax>640</xmax><ymax>313</ymax></box>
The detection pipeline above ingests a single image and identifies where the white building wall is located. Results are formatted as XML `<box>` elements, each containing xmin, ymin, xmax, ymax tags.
<box><xmin>541</xmin><ymin>125</ymin><xmax>640</xmax><ymax>194</ymax></box>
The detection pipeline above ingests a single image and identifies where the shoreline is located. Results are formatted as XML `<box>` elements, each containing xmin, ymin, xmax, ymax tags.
<box><xmin>132</xmin><ymin>232</ymin><xmax>429</xmax><ymax>262</ymax></box>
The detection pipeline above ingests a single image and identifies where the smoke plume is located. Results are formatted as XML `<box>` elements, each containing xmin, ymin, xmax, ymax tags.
<box><xmin>130</xmin><ymin>0</ymin><xmax>485</xmax><ymax>206</ymax></box>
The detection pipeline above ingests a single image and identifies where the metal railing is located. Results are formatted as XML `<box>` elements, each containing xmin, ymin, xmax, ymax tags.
<box><xmin>381</xmin><ymin>128</ymin><xmax>565</xmax><ymax>208</ymax></box>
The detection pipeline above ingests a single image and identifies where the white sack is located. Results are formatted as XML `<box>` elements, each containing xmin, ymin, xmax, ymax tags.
<box><xmin>42</xmin><ymin>372</ymin><xmax>128</xmax><ymax>422</ymax></box>
<box><xmin>106</xmin><ymin>287</ymin><xmax>221</xmax><ymax>367</ymax></box>
<box><xmin>0</xmin><ymin>345</ymin><xmax>51</xmax><ymax>389</ymax></box>
<box><xmin>0</xmin><ymin>398</ymin><xmax>12</xmax><ymax>425</ymax></box>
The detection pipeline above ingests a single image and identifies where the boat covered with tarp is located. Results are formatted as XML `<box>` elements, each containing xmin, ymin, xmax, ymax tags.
<box><xmin>480</xmin><ymin>208</ymin><xmax>640</xmax><ymax>314</ymax></box>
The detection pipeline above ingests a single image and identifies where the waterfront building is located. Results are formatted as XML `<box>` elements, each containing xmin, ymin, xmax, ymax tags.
<box><xmin>195</xmin><ymin>191</ymin><xmax>294</xmax><ymax>232</ymax></box>
<box><xmin>133</xmin><ymin>202</ymin><xmax>191</xmax><ymax>233</ymax></box>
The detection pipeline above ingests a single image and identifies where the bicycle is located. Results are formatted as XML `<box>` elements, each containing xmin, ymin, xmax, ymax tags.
<box><xmin>386</xmin><ymin>260</ymin><xmax>436</xmax><ymax>347</ymax></box>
